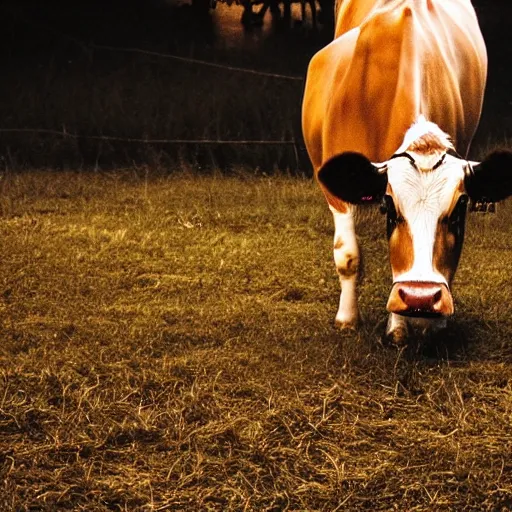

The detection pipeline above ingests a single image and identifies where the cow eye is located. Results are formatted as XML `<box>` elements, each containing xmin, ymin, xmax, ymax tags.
<box><xmin>379</xmin><ymin>197</ymin><xmax>388</xmax><ymax>215</ymax></box>
<box><xmin>382</xmin><ymin>195</ymin><xmax>401</xmax><ymax>238</ymax></box>
<box><xmin>384</xmin><ymin>196</ymin><xmax>404</xmax><ymax>223</ymax></box>
<box><xmin>380</xmin><ymin>195</ymin><xmax>395</xmax><ymax>216</ymax></box>
<box><xmin>448</xmin><ymin>195</ymin><xmax>469</xmax><ymax>228</ymax></box>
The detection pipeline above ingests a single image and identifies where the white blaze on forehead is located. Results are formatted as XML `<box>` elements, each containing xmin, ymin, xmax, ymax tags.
<box><xmin>395</xmin><ymin>115</ymin><xmax>454</xmax><ymax>155</ymax></box>
<box><xmin>387</xmin><ymin>153</ymin><xmax>466</xmax><ymax>284</ymax></box>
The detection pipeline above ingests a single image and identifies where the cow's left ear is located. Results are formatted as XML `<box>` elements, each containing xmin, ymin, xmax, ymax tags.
<box><xmin>465</xmin><ymin>150</ymin><xmax>512</xmax><ymax>202</ymax></box>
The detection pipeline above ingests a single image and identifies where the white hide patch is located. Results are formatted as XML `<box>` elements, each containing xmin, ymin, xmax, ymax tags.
<box><xmin>395</xmin><ymin>115</ymin><xmax>455</xmax><ymax>155</ymax></box>
<box><xmin>386</xmin><ymin>148</ymin><xmax>466</xmax><ymax>285</ymax></box>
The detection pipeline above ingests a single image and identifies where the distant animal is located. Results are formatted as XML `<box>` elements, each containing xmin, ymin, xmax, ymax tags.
<box><xmin>243</xmin><ymin>0</ymin><xmax>317</xmax><ymax>28</ymax></box>
<box><xmin>302</xmin><ymin>0</ymin><xmax>512</xmax><ymax>343</ymax></box>
<box><xmin>298</xmin><ymin>0</ymin><xmax>317</xmax><ymax>26</ymax></box>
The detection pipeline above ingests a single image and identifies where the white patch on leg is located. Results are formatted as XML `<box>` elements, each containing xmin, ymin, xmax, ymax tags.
<box><xmin>330</xmin><ymin>207</ymin><xmax>360</xmax><ymax>328</ymax></box>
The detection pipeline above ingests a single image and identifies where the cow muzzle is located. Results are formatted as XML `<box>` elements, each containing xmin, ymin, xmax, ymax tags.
<box><xmin>386</xmin><ymin>281</ymin><xmax>454</xmax><ymax>317</ymax></box>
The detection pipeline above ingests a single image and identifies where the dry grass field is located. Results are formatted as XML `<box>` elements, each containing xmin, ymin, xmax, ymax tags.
<box><xmin>1</xmin><ymin>170</ymin><xmax>512</xmax><ymax>511</ymax></box>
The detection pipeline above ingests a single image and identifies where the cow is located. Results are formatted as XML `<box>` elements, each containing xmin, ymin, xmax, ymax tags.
<box><xmin>301</xmin><ymin>0</ymin><xmax>512</xmax><ymax>343</ymax></box>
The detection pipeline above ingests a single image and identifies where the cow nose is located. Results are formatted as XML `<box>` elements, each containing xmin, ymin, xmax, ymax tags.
<box><xmin>387</xmin><ymin>281</ymin><xmax>454</xmax><ymax>317</ymax></box>
<box><xmin>398</xmin><ymin>283</ymin><xmax>443</xmax><ymax>311</ymax></box>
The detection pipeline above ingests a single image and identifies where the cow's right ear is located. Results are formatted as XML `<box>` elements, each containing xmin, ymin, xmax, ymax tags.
<box><xmin>465</xmin><ymin>150</ymin><xmax>512</xmax><ymax>202</ymax></box>
<box><xmin>317</xmin><ymin>152</ymin><xmax>388</xmax><ymax>205</ymax></box>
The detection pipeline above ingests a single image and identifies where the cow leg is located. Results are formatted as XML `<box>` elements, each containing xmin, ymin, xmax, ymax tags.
<box><xmin>309</xmin><ymin>0</ymin><xmax>316</xmax><ymax>27</ymax></box>
<box><xmin>386</xmin><ymin>314</ymin><xmax>448</xmax><ymax>344</ymax></box>
<box><xmin>241</xmin><ymin>0</ymin><xmax>255</xmax><ymax>26</ymax></box>
<box><xmin>282</xmin><ymin>0</ymin><xmax>291</xmax><ymax>23</ymax></box>
<box><xmin>331</xmin><ymin>207</ymin><xmax>360</xmax><ymax>328</ymax></box>
<box><xmin>385</xmin><ymin>313</ymin><xmax>409</xmax><ymax>344</ymax></box>
<box><xmin>256</xmin><ymin>1</ymin><xmax>270</xmax><ymax>21</ymax></box>
<box><xmin>269</xmin><ymin>0</ymin><xmax>280</xmax><ymax>16</ymax></box>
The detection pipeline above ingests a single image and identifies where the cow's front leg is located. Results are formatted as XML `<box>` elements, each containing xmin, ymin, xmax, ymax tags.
<box><xmin>385</xmin><ymin>313</ymin><xmax>409</xmax><ymax>345</ymax></box>
<box><xmin>385</xmin><ymin>314</ymin><xmax>448</xmax><ymax>345</ymax></box>
<box><xmin>331</xmin><ymin>207</ymin><xmax>360</xmax><ymax>328</ymax></box>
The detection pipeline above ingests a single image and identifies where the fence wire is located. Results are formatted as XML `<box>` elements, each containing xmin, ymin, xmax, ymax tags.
<box><xmin>0</xmin><ymin>8</ymin><xmax>304</xmax><ymax>147</ymax></box>
<box><xmin>92</xmin><ymin>43</ymin><xmax>304</xmax><ymax>81</ymax></box>
<box><xmin>0</xmin><ymin>128</ymin><xmax>298</xmax><ymax>146</ymax></box>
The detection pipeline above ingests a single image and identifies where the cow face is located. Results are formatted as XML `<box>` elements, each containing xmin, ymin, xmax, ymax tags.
<box><xmin>318</xmin><ymin>122</ymin><xmax>512</xmax><ymax>319</ymax></box>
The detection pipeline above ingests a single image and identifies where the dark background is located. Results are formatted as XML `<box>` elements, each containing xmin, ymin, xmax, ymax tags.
<box><xmin>0</xmin><ymin>0</ymin><xmax>510</xmax><ymax>171</ymax></box>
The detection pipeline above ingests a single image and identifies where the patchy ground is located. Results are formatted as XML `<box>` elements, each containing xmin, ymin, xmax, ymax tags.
<box><xmin>1</xmin><ymin>171</ymin><xmax>512</xmax><ymax>511</ymax></box>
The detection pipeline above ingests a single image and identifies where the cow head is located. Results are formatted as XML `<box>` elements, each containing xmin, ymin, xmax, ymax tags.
<box><xmin>318</xmin><ymin>119</ymin><xmax>512</xmax><ymax>319</ymax></box>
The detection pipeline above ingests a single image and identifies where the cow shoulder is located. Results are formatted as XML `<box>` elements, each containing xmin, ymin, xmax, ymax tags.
<box><xmin>324</xmin><ymin>5</ymin><xmax>418</xmax><ymax>162</ymax></box>
<box><xmin>302</xmin><ymin>28</ymin><xmax>360</xmax><ymax>171</ymax></box>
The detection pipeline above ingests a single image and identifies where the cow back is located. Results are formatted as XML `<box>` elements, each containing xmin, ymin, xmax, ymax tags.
<box><xmin>302</xmin><ymin>0</ymin><xmax>487</xmax><ymax>203</ymax></box>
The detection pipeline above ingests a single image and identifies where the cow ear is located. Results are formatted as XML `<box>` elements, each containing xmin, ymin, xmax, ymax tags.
<box><xmin>465</xmin><ymin>150</ymin><xmax>512</xmax><ymax>202</ymax></box>
<box><xmin>317</xmin><ymin>152</ymin><xmax>388</xmax><ymax>205</ymax></box>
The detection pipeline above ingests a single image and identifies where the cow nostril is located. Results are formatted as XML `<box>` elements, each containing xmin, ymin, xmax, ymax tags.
<box><xmin>389</xmin><ymin>282</ymin><xmax>453</xmax><ymax>316</ymax></box>
<box><xmin>397</xmin><ymin>283</ymin><xmax>444</xmax><ymax>311</ymax></box>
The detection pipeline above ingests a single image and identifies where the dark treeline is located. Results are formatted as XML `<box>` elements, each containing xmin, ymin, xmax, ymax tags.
<box><xmin>0</xmin><ymin>0</ymin><xmax>510</xmax><ymax>171</ymax></box>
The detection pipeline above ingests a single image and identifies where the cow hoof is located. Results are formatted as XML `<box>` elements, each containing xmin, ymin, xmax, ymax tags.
<box><xmin>335</xmin><ymin>317</ymin><xmax>358</xmax><ymax>330</ymax></box>
<box><xmin>381</xmin><ymin>326</ymin><xmax>409</xmax><ymax>347</ymax></box>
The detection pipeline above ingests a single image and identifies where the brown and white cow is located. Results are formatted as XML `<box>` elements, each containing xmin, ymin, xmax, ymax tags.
<box><xmin>301</xmin><ymin>0</ymin><xmax>512</xmax><ymax>342</ymax></box>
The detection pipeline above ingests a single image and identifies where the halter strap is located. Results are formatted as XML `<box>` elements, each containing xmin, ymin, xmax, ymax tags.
<box><xmin>390</xmin><ymin>149</ymin><xmax>465</xmax><ymax>172</ymax></box>
<box><xmin>389</xmin><ymin>152</ymin><xmax>417</xmax><ymax>167</ymax></box>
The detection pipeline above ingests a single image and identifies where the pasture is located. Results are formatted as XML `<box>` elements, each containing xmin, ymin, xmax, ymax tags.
<box><xmin>1</xmin><ymin>170</ymin><xmax>512</xmax><ymax>510</ymax></box>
